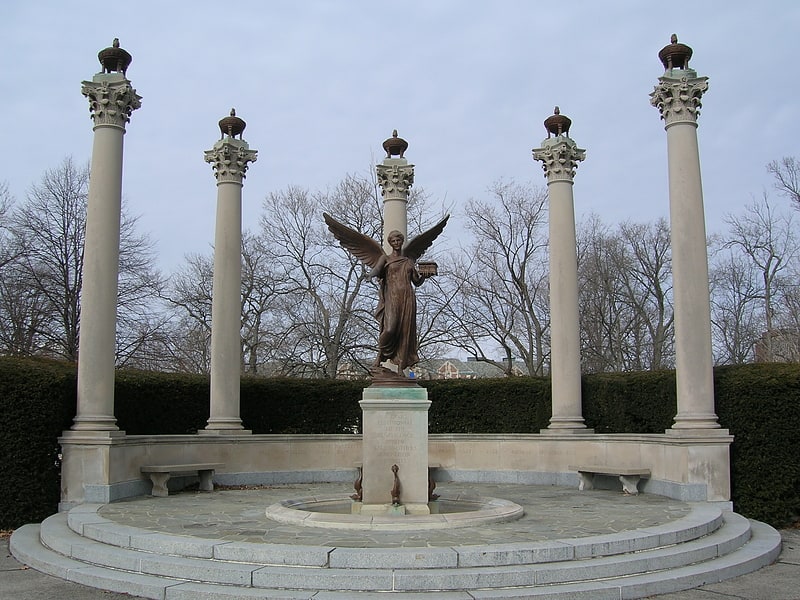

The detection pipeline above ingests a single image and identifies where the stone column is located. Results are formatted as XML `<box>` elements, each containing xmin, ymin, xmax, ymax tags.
<box><xmin>71</xmin><ymin>40</ymin><xmax>141</xmax><ymax>432</ymax></box>
<box><xmin>201</xmin><ymin>110</ymin><xmax>257</xmax><ymax>434</ymax></box>
<box><xmin>533</xmin><ymin>108</ymin><xmax>589</xmax><ymax>432</ymax></box>
<box><xmin>376</xmin><ymin>130</ymin><xmax>414</xmax><ymax>253</ymax></box>
<box><xmin>650</xmin><ymin>36</ymin><xmax>721</xmax><ymax>431</ymax></box>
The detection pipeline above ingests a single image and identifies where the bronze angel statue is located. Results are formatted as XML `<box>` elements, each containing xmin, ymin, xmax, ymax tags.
<box><xmin>323</xmin><ymin>212</ymin><xmax>449</xmax><ymax>377</ymax></box>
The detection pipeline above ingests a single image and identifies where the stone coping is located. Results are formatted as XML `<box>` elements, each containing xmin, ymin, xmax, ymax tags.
<box><xmin>265</xmin><ymin>494</ymin><xmax>524</xmax><ymax>530</ymax></box>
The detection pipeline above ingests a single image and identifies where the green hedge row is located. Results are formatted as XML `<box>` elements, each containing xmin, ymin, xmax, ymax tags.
<box><xmin>0</xmin><ymin>359</ymin><xmax>76</xmax><ymax>528</ymax></box>
<box><xmin>1</xmin><ymin>357</ymin><xmax>798</xmax><ymax>529</ymax></box>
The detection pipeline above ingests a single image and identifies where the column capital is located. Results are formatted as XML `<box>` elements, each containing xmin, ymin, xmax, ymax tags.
<box><xmin>650</xmin><ymin>70</ymin><xmax>709</xmax><ymax>126</ymax></box>
<box><xmin>376</xmin><ymin>159</ymin><xmax>415</xmax><ymax>199</ymax></box>
<box><xmin>532</xmin><ymin>137</ymin><xmax>586</xmax><ymax>183</ymax></box>
<box><xmin>204</xmin><ymin>138</ymin><xmax>258</xmax><ymax>184</ymax></box>
<box><xmin>81</xmin><ymin>73</ymin><xmax>141</xmax><ymax>130</ymax></box>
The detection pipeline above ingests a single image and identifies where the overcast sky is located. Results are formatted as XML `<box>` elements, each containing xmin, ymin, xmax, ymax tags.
<box><xmin>1</xmin><ymin>1</ymin><xmax>798</xmax><ymax>272</ymax></box>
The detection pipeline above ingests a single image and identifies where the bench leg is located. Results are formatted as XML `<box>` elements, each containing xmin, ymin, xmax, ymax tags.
<box><xmin>148</xmin><ymin>473</ymin><xmax>170</xmax><ymax>497</ymax></box>
<box><xmin>619</xmin><ymin>475</ymin><xmax>641</xmax><ymax>495</ymax></box>
<box><xmin>198</xmin><ymin>469</ymin><xmax>215</xmax><ymax>492</ymax></box>
<box><xmin>577</xmin><ymin>472</ymin><xmax>594</xmax><ymax>491</ymax></box>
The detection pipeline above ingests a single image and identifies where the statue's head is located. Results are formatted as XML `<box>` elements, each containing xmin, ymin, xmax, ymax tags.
<box><xmin>388</xmin><ymin>230</ymin><xmax>404</xmax><ymax>247</ymax></box>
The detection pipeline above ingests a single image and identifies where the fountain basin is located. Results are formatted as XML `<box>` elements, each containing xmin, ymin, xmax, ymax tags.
<box><xmin>265</xmin><ymin>494</ymin><xmax>524</xmax><ymax>531</ymax></box>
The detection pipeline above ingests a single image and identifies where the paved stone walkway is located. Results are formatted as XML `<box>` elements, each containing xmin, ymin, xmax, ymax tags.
<box><xmin>99</xmin><ymin>482</ymin><xmax>691</xmax><ymax>547</ymax></box>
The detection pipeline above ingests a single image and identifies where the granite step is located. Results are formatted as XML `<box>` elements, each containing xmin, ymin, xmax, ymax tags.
<box><xmin>10</xmin><ymin>505</ymin><xmax>781</xmax><ymax>597</ymax></box>
<box><xmin>66</xmin><ymin>502</ymin><xmax>725</xmax><ymax>569</ymax></box>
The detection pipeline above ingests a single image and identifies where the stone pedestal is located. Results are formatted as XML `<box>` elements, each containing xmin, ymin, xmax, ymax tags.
<box><xmin>359</xmin><ymin>386</ymin><xmax>431</xmax><ymax>515</ymax></box>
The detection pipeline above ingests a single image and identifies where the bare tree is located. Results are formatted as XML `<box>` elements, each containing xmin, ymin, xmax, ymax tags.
<box><xmin>9</xmin><ymin>158</ymin><xmax>88</xmax><ymax>359</ymax></box>
<box><xmin>709</xmin><ymin>248</ymin><xmax>762</xmax><ymax>364</ymax></box>
<box><xmin>577</xmin><ymin>216</ymin><xmax>674</xmax><ymax>372</ymax></box>
<box><xmin>717</xmin><ymin>195</ymin><xmax>798</xmax><ymax>362</ymax></box>
<box><xmin>163</xmin><ymin>253</ymin><xmax>214</xmax><ymax>373</ymax></box>
<box><xmin>240</xmin><ymin>231</ymin><xmax>285</xmax><ymax>373</ymax></box>
<box><xmin>0</xmin><ymin>181</ymin><xmax>18</xmax><ymax>269</ymax></box>
<box><xmin>768</xmin><ymin>156</ymin><xmax>800</xmax><ymax>208</ymax></box>
<box><xmin>618</xmin><ymin>219</ymin><xmax>674</xmax><ymax>369</ymax></box>
<box><xmin>0</xmin><ymin>157</ymin><xmax>163</xmax><ymax>362</ymax></box>
<box><xmin>577</xmin><ymin>216</ymin><xmax>632</xmax><ymax>372</ymax></box>
<box><xmin>261</xmin><ymin>177</ymin><xmax>379</xmax><ymax>378</ymax></box>
<box><xmin>442</xmin><ymin>180</ymin><xmax>550</xmax><ymax>375</ymax></box>
<box><xmin>0</xmin><ymin>182</ymin><xmax>46</xmax><ymax>355</ymax></box>
<box><xmin>115</xmin><ymin>210</ymin><xmax>166</xmax><ymax>366</ymax></box>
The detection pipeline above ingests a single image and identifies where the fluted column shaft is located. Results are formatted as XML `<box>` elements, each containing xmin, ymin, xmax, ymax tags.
<box><xmin>376</xmin><ymin>159</ymin><xmax>414</xmax><ymax>253</ymax></box>
<box><xmin>533</xmin><ymin>136</ymin><xmax>589</xmax><ymax>432</ymax></box>
<box><xmin>73</xmin><ymin>73</ymin><xmax>140</xmax><ymax>432</ymax></box>
<box><xmin>651</xmin><ymin>70</ymin><xmax>721</xmax><ymax>431</ymax></box>
<box><xmin>203</xmin><ymin>138</ymin><xmax>257</xmax><ymax>433</ymax></box>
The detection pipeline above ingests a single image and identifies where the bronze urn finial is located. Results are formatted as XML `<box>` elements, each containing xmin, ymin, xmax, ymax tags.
<box><xmin>382</xmin><ymin>129</ymin><xmax>408</xmax><ymax>158</ymax></box>
<box><xmin>98</xmin><ymin>38</ymin><xmax>132</xmax><ymax>75</ymax></box>
<box><xmin>544</xmin><ymin>106</ymin><xmax>572</xmax><ymax>138</ymax></box>
<box><xmin>658</xmin><ymin>34</ymin><xmax>693</xmax><ymax>70</ymax></box>
<box><xmin>218</xmin><ymin>108</ymin><xmax>246</xmax><ymax>139</ymax></box>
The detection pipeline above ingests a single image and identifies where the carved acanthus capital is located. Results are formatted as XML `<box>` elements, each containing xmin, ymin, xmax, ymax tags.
<box><xmin>204</xmin><ymin>138</ymin><xmax>258</xmax><ymax>184</ymax></box>
<box><xmin>532</xmin><ymin>137</ymin><xmax>586</xmax><ymax>183</ymax></box>
<box><xmin>81</xmin><ymin>75</ymin><xmax>141</xmax><ymax>129</ymax></box>
<box><xmin>650</xmin><ymin>71</ymin><xmax>708</xmax><ymax>126</ymax></box>
<box><xmin>376</xmin><ymin>161</ymin><xmax>415</xmax><ymax>198</ymax></box>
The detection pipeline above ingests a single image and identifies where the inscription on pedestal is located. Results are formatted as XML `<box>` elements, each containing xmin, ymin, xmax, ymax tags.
<box><xmin>374</xmin><ymin>413</ymin><xmax>419</xmax><ymax>461</ymax></box>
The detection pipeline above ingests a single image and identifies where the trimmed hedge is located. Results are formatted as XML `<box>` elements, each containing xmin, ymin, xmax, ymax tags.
<box><xmin>241</xmin><ymin>377</ymin><xmax>363</xmax><ymax>434</ymax></box>
<box><xmin>1</xmin><ymin>357</ymin><xmax>799</xmax><ymax>529</ymax></box>
<box><xmin>425</xmin><ymin>377</ymin><xmax>551</xmax><ymax>433</ymax></box>
<box><xmin>581</xmin><ymin>370</ymin><xmax>677</xmax><ymax>433</ymax></box>
<box><xmin>0</xmin><ymin>358</ymin><xmax>76</xmax><ymax>528</ymax></box>
<box><xmin>714</xmin><ymin>363</ymin><xmax>800</xmax><ymax>527</ymax></box>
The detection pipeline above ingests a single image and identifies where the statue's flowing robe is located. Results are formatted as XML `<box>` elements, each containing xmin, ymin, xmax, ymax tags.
<box><xmin>375</xmin><ymin>255</ymin><xmax>422</xmax><ymax>370</ymax></box>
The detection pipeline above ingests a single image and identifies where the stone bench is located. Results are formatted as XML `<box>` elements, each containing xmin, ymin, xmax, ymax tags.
<box><xmin>569</xmin><ymin>464</ymin><xmax>651</xmax><ymax>495</ymax></box>
<box><xmin>140</xmin><ymin>463</ymin><xmax>224</xmax><ymax>497</ymax></box>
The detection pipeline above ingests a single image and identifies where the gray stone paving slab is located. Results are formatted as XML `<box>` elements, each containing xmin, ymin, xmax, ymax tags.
<box><xmin>329</xmin><ymin>545</ymin><xmax>459</xmax><ymax>569</ymax></box>
<box><xmin>98</xmin><ymin>482</ymin><xmax>691</xmax><ymax>547</ymax></box>
<box><xmin>212</xmin><ymin>540</ymin><xmax>331</xmax><ymax>565</ymax></box>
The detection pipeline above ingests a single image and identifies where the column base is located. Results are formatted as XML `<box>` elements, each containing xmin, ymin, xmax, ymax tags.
<box><xmin>199</xmin><ymin>426</ymin><xmax>252</xmax><ymax>436</ymax></box>
<box><xmin>60</xmin><ymin>429</ymin><xmax>126</xmax><ymax>441</ymax></box>
<box><xmin>542</xmin><ymin>417</ymin><xmax>593</xmax><ymax>433</ymax></box>
<box><xmin>70</xmin><ymin>415</ymin><xmax>121</xmax><ymax>432</ymax></box>
<box><xmin>666</xmin><ymin>426</ymin><xmax>731</xmax><ymax>438</ymax></box>
<box><xmin>671</xmin><ymin>413</ymin><xmax>723</xmax><ymax>431</ymax></box>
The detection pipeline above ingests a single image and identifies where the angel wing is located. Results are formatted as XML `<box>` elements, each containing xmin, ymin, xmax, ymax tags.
<box><xmin>403</xmin><ymin>215</ymin><xmax>450</xmax><ymax>262</ymax></box>
<box><xmin>323</xmin><ymin>212</ymin><xmax>385</xmax><ymax>269</ymax></box>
